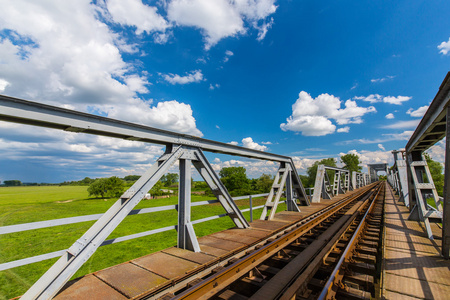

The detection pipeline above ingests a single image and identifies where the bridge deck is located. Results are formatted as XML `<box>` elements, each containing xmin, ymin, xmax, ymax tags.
<box><xmin>54</xmin><ymin>198</ymin><xmax>341</xmax><ymax>299</ymax></box>
<box><xmin>382</xmin><ymin>185</ymin><xmax>450</xmax><ymax>300</ymax></box>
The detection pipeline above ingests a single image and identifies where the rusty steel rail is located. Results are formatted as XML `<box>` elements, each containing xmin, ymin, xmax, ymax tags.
<box><xmin>317</xmin><ymin>183</ymin><xmax>383</xmax><ymax>299</ymax></box>
<box><xmin>132</xmin><ymin>184</ymin><xmax>377</xmax><ymax>300</ymax></box>
<box><xmin>146</xmin><ymin>183</ymin><xmax>381</xmax><ymax>300</ymax></box>
<box><xmin>275</xmin><ymin>183</ymin><xmax>383</xmax><ymax>300</ymax></box>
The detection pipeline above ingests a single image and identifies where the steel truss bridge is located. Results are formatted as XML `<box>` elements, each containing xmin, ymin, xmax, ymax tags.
<box><xmin>388</xmin><ymin>71</ymin><xmax>450</xmax><ymax>258</ymax></box>
<box><xmin>0</xmin><ymin>71</ymin><xmax>449</xmax><ymax>299</ymax></box>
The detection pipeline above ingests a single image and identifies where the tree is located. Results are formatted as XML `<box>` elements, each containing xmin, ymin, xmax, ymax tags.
<box><xmin>424</xmin><ymin>153</ymin><xmax>444</xmax><ymax>196</ymax></box>
<box><xmin>88</xmin><ymin>176</ymin><xmax>125</xmax><ymax>198</ymax></box>
<box><xmin>219</xmin><ymin>166</ymin><xmax>250</xmax><ymax>194</ymax></box>
<box><xmin>305</xmin><ymin>158</ymin><xmax>337</xmax><ymax>188</ymax></box>
<box><xmin>299</xmin><ymin>175</ymin><xmax>310</xmax><ymax>188</ymax></box>
<box><xmin>161</xmin><ymin>173</ymin><xmax>179</xmax><ymax>186</ymax></box>
<box><xmin>4</xmin><ymin>180</ymin><xmax>22</xmax><ymax>186</ymax></box>
<box><xmin>124</xmin><ymin>175</ymin><xmax>141</xmax><ymax>182</ymax></box>
<box><xmin>149</xmin><ymin>180</ymin><xmax>165</xmax><ymax>196</ymax></box>
<box><xmin>193</xmin><ymin>181</ymin><xmax>209</xmax><ymax>191</ymax></box>
<box><xmin>340</xmin><ymin>153</ymin><xmax>362</xmax><ymax>175</ymax></box>
<box><xmin>79</xmin><ymin>177</ymin><xmax>94</xmax><ymax>185</ymax></box>
<box><xmin>252</xmin><ymin>174</ymin><xmax>274</xmax><ymax>193</ymax></box>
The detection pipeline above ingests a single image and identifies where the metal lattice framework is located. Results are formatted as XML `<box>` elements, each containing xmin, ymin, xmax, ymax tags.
<box><xmin>367</xmin><ymin>163</ymin><xmax>389</xmax><ymax>183</ymax></box>
<box><xmin>403</xmin><ymin>72</ymin><xmax>450</xmax><ymax>258</ymax></box>
<box><xmin>311</xmin><ymin>165</ymin><xmax>363</xmax><ymax>203</ymax></box>
<box><xmin>0</xmin><ymin>94</ymin><xmax>310</xmax><ymax>299</ymax></box>
<box><xmin>389</xmin><ymin>150</ymin><xmax>410</xmax><ymax>207</ymax></box>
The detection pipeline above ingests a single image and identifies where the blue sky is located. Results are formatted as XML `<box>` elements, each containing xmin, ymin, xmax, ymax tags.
<box><xmin>0</xmin><ymin>0</ymin><xmax>449</xmax><ymax>183</ymax></box>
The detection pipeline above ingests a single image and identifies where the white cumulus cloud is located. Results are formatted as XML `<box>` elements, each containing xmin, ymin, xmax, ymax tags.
<box><xmin>163</xmin><ymin>70</ymin><xmax>204</xmax><ymax>85</ymax></box>
<box><xmin>340</xmin><ymin>149</ymin><xmax>394</xmax><ymax>168</ymax></box>
<box><xmin>337</xmin><ymin>126</ymin><xmax>350</xmax><ymax>133</ymax></box>
<box><xmin>378</xmin><ymin>144</ymin><xmax>386</xmax><ymax>151</ymax></box>
<box><xmin>383</xmin><ymin>95</ymin><xmax>411</xmax><ymax>105</ymax></box>
<box><xmin>438</xmin><ymin>37</ymin><xmax>450</xmax><ymax>55</ymax></box>
<box><xmin>0</xmin><ymin>79</ymin><xmax>10</xmax><ymax>92</ymax></box>
<box><xmin>0</xmin><ymin>0</ymin><xmax>138</xmax><ymax>105</ymax></box>
<box><xmin>0</xmin><ymin>0</ymin><xmax>203</xmax><ymax>137</ymax></box>
<box><xmin>354</xmin><ymin>94</ymin><xmax>411</xmax><ymax>105</ymax></box>
<box><xmin>242</xmin><ymin>137</ymin><xmax>267</xmax><ymax>151</ymax></box>
<box><xmin>281</xmin><ymin>91</ymin><xmax>376</xmax><ymax>136</ymax></box>
<box><xmin>385</xmin><ymin>113</ymin><xmax>394</xmax><ymax>119</ymax></box>
<box><xmin>354</xmin><ymin>94</ymin><xmax>382</xmax><ymax>103</ymax></box>
<box><xmin>426</xmin><ymin>140</ymin><xmax>445</xmax><ymax>164</ymax></box>
<box><xmin>106</xmin><ymin>0</ymin><xmax>169</xmax><ymax>35</ymax></box>
<box><xmin>104</xmin><ymin>99</ymin><xmax>203</xmax><ymax>136</ymax></box>
<box><xmin>167</xmin><ymin>0</ymin><xmax>277</xmax><ymax>49</ymax></box>
<box><xmin>407</xmin><ymin>105</ymin><xmax>428</xmax><ymax>118</ymax></box>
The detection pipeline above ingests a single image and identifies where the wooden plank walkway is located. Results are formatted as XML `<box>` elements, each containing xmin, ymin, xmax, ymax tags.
<box><xmin>53</xmin><ymin>196</ymin><xmax>345</xmax><ymax>299</ymax></box>
<box><xmin>382</xmin><ymin>184</ymin><xmax>450</xmax><ymax>300</ymax></box>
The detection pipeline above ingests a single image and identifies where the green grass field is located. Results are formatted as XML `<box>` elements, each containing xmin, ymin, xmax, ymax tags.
<box><xmin>0</xmin><ymin>186</ymin><xmax>277</xmax><ymax>299</ymax></box>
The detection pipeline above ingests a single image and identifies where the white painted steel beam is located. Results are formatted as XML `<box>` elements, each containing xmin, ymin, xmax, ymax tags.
<box><xmin>396</xmin><ymin>160</ymin><xmax>410</xmax><ymax>207</ymax></box>
<box><xmin>406</xmin><ymin>72</ymin><xmax>450</xmax><ymax>153</ymax></box>
<box><xmin>0</xmin><ymin>95</ymin><xmax>290</xmax><ymax>162</ymax></box>
<box><xmin>444</xmin><ymin>106</ymin><xmax>450</xmax><ymax>259</ymax></box>
<box><xmin>178</xmin><ymin>159</ymin><xmax>201</xmax><ymax>252</ymax></box>
<box><xmin>21</xmin><ymin>145</ymin><xmax>185</xmax><ymax>299</ymax></box>
<box><xmin>312</xmin><ymin>165</ymin><xmax>352</xmax><ymax>202</ymax></box>
<box><xmin>192</xmin><ymin>148</ymin><xmax>249</xmax><ymax>228</ymax></box>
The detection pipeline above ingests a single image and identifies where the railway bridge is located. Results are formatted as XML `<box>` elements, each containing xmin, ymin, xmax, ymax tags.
<box><xmin>1</xmin><ymin>72</ymin><xmax>450</xmax><ymax>299</ymax></box>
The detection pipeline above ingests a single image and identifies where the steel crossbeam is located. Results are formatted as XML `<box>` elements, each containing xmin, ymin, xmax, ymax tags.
<box><xmin>312</xmin><ymin>165</ymin><xmax>354</xmax><ymax>203</ymax></box>
<box><xmin>367</xmin><ymin>163</ymin><xmax>389</xmax><ymax>183</ymax></box>
<box><xmin>0</xmin><ymin>95</ymin><xmax>291</xmax><ymax>162</ymax></box>
<box><xmin>192</xmin><ymin>148</ymin><xmax>250</xmax><ymax>228</ymax></box>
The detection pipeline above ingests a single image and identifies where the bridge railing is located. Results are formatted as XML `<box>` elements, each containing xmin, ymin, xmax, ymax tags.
<box><xmin>0</xmin><ymin>192</ymin><xmax>272</xmax><ymax>272</ymax></box>
<box><xmin>0</xmin><ymin>94</ymin><xmax>311</xmax><ymax>298</ymax></box>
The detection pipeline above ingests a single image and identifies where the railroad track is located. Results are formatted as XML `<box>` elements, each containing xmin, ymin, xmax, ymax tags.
<box><xmin>310</xmin><ymin>182</ymin><xmax>385</xmax><ymax>300</ymax></box>
<box><xmin>135</xmin><ymin>182</ymin><xmax>384</xmax><ymax>300</ymax></box>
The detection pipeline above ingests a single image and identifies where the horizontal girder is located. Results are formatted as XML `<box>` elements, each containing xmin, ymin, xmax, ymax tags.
<box><xmin>406</xmin><ymin>72</ymin><xmax>450</xmax><ymax>153</ymax></box>
<box><xmin>0</xmin><ymin>94</ymin><xmax>291</xmax><ymax>162</ymax></box>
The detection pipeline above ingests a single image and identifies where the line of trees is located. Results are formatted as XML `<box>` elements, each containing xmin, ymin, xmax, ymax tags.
<box><xmin>2</xmin><ymin>180</ymin><xmax>22</xmax><ymax>186</ymax></box>
<box><xmin>3</xmin><ymin>152</ymin><xmax>445</xmax><ymax>199</ymax></box>
<box><xmin>219</xmin><ymin>166</ymin><xmax>274</xmax><ymax>196</ymax></box>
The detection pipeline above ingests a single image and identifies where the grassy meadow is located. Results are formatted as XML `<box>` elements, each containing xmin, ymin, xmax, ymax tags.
<box><xmin>0</xmin><ymin>185</ymin><xmax>278</xmax><ymax>299</ymax></box>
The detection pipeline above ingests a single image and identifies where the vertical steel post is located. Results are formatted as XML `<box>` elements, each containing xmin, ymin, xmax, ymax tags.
<box><xmin>178</xmin><ymin>159</ymin><xmax>201</xmax><ymax>252</ymax></box>
<box><xmin>443</xmin><ymin>106</ymin><xmax>450</xmax><ymax>258</ymax></box>
<box><xmin>352</xmin><ymin>172</ymin><xmax>357</xmax><ymax>190</ymax></box>
<box><xmin>249</xmin><ymin>195</ymin><xmax>253</xmax><ymax>223</ymax></box>
<box><xmin>285</xmin><ymin>167</ymin><xmax>297</xmax><ymax>211</ymax></box>
<box><xmin>312</xmin><ymin>165</ymin><xmax>326</xmax><ymax>203</ymax></box>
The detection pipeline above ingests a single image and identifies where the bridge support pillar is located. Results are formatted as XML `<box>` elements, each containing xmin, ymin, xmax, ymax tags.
<box><xmin>177</xmin><ymin>159</ymin><xmax>200</xmax><ymax>252</ymax></box>
<box><xmin>443</xmin><ymin>106</ymin><xmax>450</xmax><ymax>259</ymax></box>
